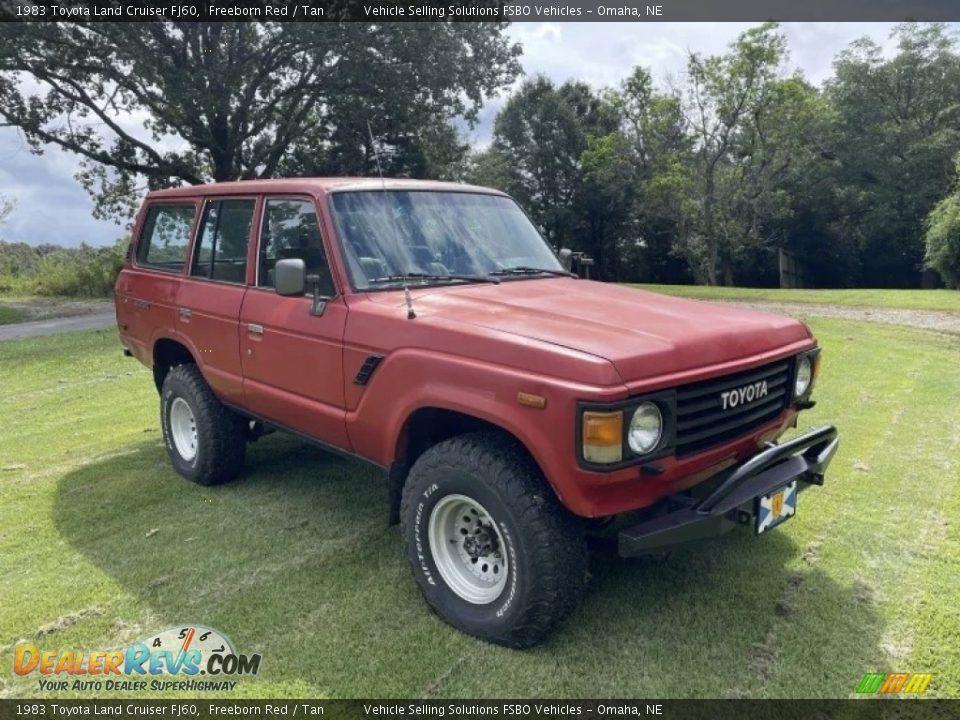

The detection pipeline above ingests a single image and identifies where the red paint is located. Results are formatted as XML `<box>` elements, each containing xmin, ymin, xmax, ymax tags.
<box><xmin>116</xmin><ymin>179</ymin><xmax>819</xmax><ymax>519</ymax></box>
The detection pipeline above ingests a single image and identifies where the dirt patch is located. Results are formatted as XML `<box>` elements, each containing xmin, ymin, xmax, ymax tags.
<box><xmin>108</xmin><ymin>619</ymin><xmax>147</xmax><ymax>649</ymax></box>
<box><xmin>773</xmin><ymin>570</ymin><xmax>805</xmax><ymax>618</ymax></box>
<box><xmin>422</xmin><ymin>654</ymin><xmax>470</xmax><ymax>698</ymax></box>
<box><xmin>802</xmin><ymin>541</ymin><xmax>822</xmax><ymax>566</ymax></box>
<box><xmin>851</xmin><ymin>580</ymin><xmax>875</xmax><ymax>607</ymax></box>
<box><xmin>743</xmin><ymin>569</ymin><xmax>808</xmax><ymax>687</ymax></box>
<box><xmin>35</xmin><ymin>607</ymin><xmax>103</xmax><ymax>637</ymax></box>
<box><xmin>719</xmin><ymin>300</ymin><xmax>960</xmax><ymax>334</ymax></box>
<box><xmin>144</xmin><ymin>575</ymin><xmax>173</xmax><ymax>592</ymax></box>
<box><xmin>0</xmin><ymin>297</ymin><xmax>112</xmax><ymax>322</ymax></box>
<box><xmin>748</xmin><ymin>637</ymin><xmax>778</xmax><ymax>682</ymax></box>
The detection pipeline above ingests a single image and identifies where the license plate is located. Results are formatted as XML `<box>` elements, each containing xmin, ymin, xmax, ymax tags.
<box><xmin>756</xmin><ymin>481</ymin><xmax>797</xmax><ymax>534</ymax></box>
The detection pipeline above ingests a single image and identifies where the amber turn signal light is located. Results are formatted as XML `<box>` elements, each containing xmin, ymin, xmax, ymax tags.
<box><xmin>582</xmin><ymin>411</ymin><xmax>623</xmax><ymax>464</ymax></box>
<box><xmin>517</xmin><ymin>392</ymin><xmax>547</xmax><ymax>409</ymax></box>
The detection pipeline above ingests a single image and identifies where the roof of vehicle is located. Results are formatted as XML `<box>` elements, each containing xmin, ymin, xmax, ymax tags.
<box><xmin>146</xmin><ymin>177</ymin><xmax>507</xmax><ymax>199</ymax></box>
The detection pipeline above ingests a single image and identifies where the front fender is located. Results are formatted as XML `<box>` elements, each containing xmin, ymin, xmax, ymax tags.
<box><xmin>343</xmin><ymin>347</ymin><xmax>627</xmax><ymax>510</ymax></box>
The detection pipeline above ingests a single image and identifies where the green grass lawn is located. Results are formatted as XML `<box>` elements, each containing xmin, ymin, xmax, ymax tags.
<box><xmin>1</xmin><ymin>323</ymin><xmax>958</xmax><ymax>699</ymax></box>
<box><xmin>0</xmin><ymin>303</ymin><xmax>24</xmax><ymax>325</ymax></box>
<box><xmin>632</xmin><ymin>284</ymin><xmax>960</xmax><ymax>313</ymax></box>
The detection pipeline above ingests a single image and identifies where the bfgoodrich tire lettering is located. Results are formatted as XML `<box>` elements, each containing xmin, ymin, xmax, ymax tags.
<box><xmin>160</xmin><ymin>364</ymin><xmax>246</xmax><ymax>486</ymax></box>
<box><xmin>400</xmin><ymin>432</ymin><xmax>587</xmax><ymax>648</ymax></box>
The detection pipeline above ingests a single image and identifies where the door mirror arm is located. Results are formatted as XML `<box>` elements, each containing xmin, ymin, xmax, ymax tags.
<box><xmin>307</xmin><ymin>273</ymin><xmax>334</xmax><ymax>317</ymax></box>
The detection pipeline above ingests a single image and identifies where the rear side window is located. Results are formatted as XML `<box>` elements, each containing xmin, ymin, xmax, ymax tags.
<box><xmin>258</xmin><ymin>199</ymin><xmax>335</xmax><ymax>296</ymax></box>
<box><xmin>136</xmin><ymin>204</ymin><xmax>196</xmax><ymax>272</ymax></box>
<box><xmin>191</xmin><ymin>199</ymin><xmax>255</xmax><ymax>284</ymax></box>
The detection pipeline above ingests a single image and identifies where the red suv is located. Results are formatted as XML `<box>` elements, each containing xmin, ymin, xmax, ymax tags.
<box><xmin>115</xmin><ymin>178</ymin><xmax>838</xmax><ymax>647</ymax></box>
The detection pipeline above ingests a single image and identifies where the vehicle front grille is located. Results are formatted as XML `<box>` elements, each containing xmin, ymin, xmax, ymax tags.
<box><xmin>674</xmin><ymin>358</ymin><xmax>793</xmax><ymax>456</ymax></box>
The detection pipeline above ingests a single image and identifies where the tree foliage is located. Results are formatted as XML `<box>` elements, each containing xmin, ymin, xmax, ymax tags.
<box><xmin>677</xmin><ymin>23</ymin><xmax>801</xmax><ymax>284</ymax></box>
<box><xmin>0</xmin><ymin>238</ymin><xmax>127</xmax><ymax>296</ymax></box>
<box><xmin>826</xmin><ymin>23</ymin><xmax>960</xmax><ymax>287</ymax></box>
<box><xmin>925</xmin><ymin>153</ymin><xmax>960</xmax><ymax>288</ymax></box>
<box><xmin>0</xmin><ymin>22</ymin><xmax>520</xmax><ymax>219</ymax></box>
<box><xmin>0</xmin><ymin>193</ymin><xmax>13</xmax><ymax>230</ymax></box>
<box><xmin>475</xmin><ymin>22</ymin><xmax>960</xmax><ymax>288</ymax></box>
<box><xmin>4</xmin><ymin>21</ymin><xmax>960</xmax><ymax>289</ymax></box>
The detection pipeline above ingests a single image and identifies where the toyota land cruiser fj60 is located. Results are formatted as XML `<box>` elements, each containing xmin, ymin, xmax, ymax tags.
<box><xmin>115</xmin><ymin>178</ymin><xmax>838</xmax><ymax>647</ymax></box>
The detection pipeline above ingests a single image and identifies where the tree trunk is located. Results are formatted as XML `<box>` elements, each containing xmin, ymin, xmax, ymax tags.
<box><xmin>703</xmin><ymin>170</ymin><xmax>718</xmax><ymax>285</ymax></box>
<box><xmin>722</xmin><ymin>260</ymin><xmax>734</xmax><ymax>286</ymax></box>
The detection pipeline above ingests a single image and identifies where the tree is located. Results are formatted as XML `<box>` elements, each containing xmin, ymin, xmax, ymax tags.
<box><xmin>481</xmin><ymin>77</ymin><xmax>592</xmax><ymax>248</ymax></box>
<box><xmin>610</xmin><ymin>67</ymin><xmax>695</xmax><ymax>282</ymax></box>
<box><xmin>826</xmin><ymin>22</ymin><xmax>960</xmax><ymax>287</ymax></box>
<box><xmin>720</xmin><ymin>76</ymin><xmax>830</xmax><ymax>285</ymax></box>
<box><xmin>578</xmin><ymin>129</ymin><xmax>636</xmax><ymax>279</ymax></box>
<box><xmin>467</xmin><ymin>146</ymin><xmax>511</xmax><ymax>191</ymax></box>
<box><xmin>925</xmin><ymin>152</ymin><xmax>960</xmax><ymax>288</ymax></box>
<box><xmin>0</xmin><ymin>193</ymin><xmax>13</xmax><ymax>226</ymax></box>
<box><xmin>679</xmin><ymin>22</ymin><xmax>791</xmax><ymax>285</ymax></box>
<box><xmin>0</xmin><ymin>23</ymin><xmax>521</xmax><ymax>219</ymax></box>
<box><xmin>473</xmin><ymin>77</ymin><xmax>624</xmax><ymax>274</ymax></box>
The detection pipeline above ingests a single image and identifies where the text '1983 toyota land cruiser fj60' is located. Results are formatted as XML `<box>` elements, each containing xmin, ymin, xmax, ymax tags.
<box><xmin>115</xmin><ymin>178</ymin><xmax>838</xmax><ymax>647</ymax></box>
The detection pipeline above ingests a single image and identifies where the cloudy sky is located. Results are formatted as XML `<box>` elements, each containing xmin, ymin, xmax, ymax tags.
<box><xmin>0</xmin><ymin>22</ymin><xmax>908</xmax><ymax>247</ymax></box>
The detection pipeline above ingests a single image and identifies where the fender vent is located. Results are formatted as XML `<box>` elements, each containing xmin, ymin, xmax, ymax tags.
<box><xmin>353</xmin><ymin>355</ymin><xmax>383</xmax><ymax>385</ymax></box>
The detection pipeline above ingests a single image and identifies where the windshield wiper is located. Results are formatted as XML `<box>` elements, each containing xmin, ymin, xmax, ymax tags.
<box><xmin>369</xmin><ymin>272</ymin><xmax>501</xmax><ymax>286</ymax></box>
<box><xmin>490</xmin><ymin>266</ymin><xmax>577</xmax><ymax>278</ymax></box>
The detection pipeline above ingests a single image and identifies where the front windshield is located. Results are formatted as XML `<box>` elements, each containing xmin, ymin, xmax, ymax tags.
<box><xmin>328</xmin><ymin>190</ymin><xmax>564</xmax><ymax>289</ymax></box>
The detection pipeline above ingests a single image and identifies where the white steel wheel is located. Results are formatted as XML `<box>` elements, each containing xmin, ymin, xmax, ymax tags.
<box><xmin>169</xmin><ymin>396</ymin><xmax>198</xmax><ymax>462</ymax></box>
<box><xmin>428</xmin><ymin>494</ymin><xmax>509</xmax><ymax>605</ymax></box>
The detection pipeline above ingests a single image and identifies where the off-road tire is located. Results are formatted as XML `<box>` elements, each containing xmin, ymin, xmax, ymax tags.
<box><xmin>160</xmin><ymin>364</ymin><xmax>246</xmax><ymax>486</ymax></box>
<box><xmin>400</xmin><ymin>431</ymin><xmax>588</xmax><ymax>648</ymax></box>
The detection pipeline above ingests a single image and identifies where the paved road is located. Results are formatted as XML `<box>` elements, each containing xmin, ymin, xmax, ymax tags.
<box><xmin>0</xmin><ymin>311</ymin><xmax>116</xmax><ymax>341</ymax></box>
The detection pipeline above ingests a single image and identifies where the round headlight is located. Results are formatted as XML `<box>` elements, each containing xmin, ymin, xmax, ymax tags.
<box><xmin>628</xmin><ymin>402</ymin><xmax>663</xmax><ymax>455</ymax></box>
<box><xmin>795</xmin><ymin>355</ymin><xmax>813</xmax><ymax>397</ymax></box>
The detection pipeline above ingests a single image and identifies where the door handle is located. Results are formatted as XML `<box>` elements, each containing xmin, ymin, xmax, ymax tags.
<box><xmin>134</xmin><ymin>299</ymin><xmax>150</xmax><ymax>310</ymax></box>
<box><xmin>247</xmin><ymin>323</ymin><xmax>264</xmax><ymax>335</ymax></box>
<box><xmin>179</xmin><ymin>307</ymin><xmax>192</xmax><ymax>319</ymax></box>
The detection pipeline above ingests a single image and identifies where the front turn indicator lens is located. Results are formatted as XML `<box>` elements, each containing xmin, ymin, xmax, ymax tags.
<box><xmin>582</xmin><ymin>411</ymin><xmax>623</xmax><ymax>464</ymax></box>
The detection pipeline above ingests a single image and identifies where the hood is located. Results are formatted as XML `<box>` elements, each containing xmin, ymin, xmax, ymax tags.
<box><xmin>376</xmin><ymin>279</ymin><xmax>812</xmax><ymax>383</ymax></box>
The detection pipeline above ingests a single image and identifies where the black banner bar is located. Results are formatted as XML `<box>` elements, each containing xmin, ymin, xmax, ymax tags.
<box><xmin>3</xmin><ymin>0</ymin><xmax>960</xmax><ymax>22</ymax></box>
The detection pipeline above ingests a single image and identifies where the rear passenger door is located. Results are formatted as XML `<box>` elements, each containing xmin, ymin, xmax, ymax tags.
<box><xmin>239</xmin><ymin>197</ymin><xmax>350</xmax><ymax>450</ymax></box>
<box><xmin>176</xmin><ymin>197</ymin><xmax>258</xmax><ymax>406</ymax></box>
<box><xmin>116</xmin><ymin>202</ymin><xmax>197</xmax><ymax>362</ymax></box>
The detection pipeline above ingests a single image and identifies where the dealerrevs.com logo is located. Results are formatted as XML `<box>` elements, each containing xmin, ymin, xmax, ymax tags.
<box><xmin>14</xmin><ymin>625</ymin><xmax>261</xmax><ymax>693</ymax></box>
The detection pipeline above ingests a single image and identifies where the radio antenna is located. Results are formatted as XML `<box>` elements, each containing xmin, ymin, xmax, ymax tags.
<box><xmin>367</xmin><ymin>120</ymin><xmax>388</xmax><ymax>188</ymax></box>
<box><xmin>367</xmin><ymin>121</ymin><xmax>414</xmax><ymax>319</ymax></box>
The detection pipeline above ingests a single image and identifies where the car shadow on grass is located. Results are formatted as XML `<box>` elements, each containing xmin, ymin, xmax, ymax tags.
<box><xmin>560</xmin><ymin>534</ymin><xmax>885</xmax><ymax>697</ymax></box>
<box><xmin>53</xmin><ymin>435</ymin><xmax>883</xmax><ymax>698</ymax></box>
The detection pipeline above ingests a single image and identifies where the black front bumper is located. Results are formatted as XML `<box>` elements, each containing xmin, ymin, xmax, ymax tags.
<box><xmin>618</xmin><ymin>425</ymin><xmax>839</xmax><ymax>556</ymax></box>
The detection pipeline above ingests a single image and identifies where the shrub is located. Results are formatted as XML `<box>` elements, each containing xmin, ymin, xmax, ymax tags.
<box><xmin>925</xmin><ymin>153</ymin><xmax>960</xmax><ymax>289</ymax></box>
<box><xmin>34</xmin><ymin>240</ymin><xmax>127</xmax><ymax>297</ymax></box>
<box><xmin>925</xmin><ymin>193</ymin><xmax>960</xmax><ymax>289</ymax></box>
<box><xmin>0</xmin><ymin>238</ymin><xmax>128</xmax><ymax>298</ymax></box>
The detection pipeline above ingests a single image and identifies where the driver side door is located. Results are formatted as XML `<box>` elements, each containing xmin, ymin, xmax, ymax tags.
<box><xmin>239</xmin><ymin>196</ymin><xmax>351</xmax><ymax>450</ymax></box>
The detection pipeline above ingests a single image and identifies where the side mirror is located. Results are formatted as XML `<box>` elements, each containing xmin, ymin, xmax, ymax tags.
<box><xmin>275</xmin><ymin>258</ymin><xmax>306</xmax><ymax>297</ymax></box>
